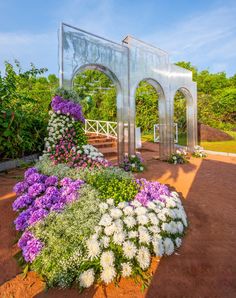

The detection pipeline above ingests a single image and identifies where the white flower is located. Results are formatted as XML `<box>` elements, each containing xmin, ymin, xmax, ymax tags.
<box><xmin>114</xmin><ymin>219</ymin><xmax>123</xmax><ymax>232</ymax></box>
<box><xmin>123</xmin><ymin>241</ymin><xmax>137</xmax><ymax>259</ymax></box>
<box><xmin>100</xmin><ymin>236</ymin><xmax>110</xmax><ymax>248</ymax></box>
<box><xmin>131</xmin><ymin>163</ymin><xmax>135</xmax><ymax>168</ymax></box>
<box><xmin>140</xmin><ymin>166</ymin><xmax>144</xmax><ymax>171</ymax></box>
<box><xmin>158</xmin><ymin>212</ymin><xmax>166</xmax><ymax>221</ymax></box>
<box><xmin>117</xmin><ymin>202</ymin><xmax>128</xmax><ymax>209</ymax></box>
<box><xmin>166</xmin><ymin>197</ymin><xmax>177</xmax><ymax>208</ymax></box>
<box><xmin>99</xmin><ymin>202</ymin><xmax>109</xmax><ymax>213</ymax></box>
<box><xmin>139</xmin><ymin>229</ymin><xmax>151</xmax><ymax>244</ymax></box>
<box><xmin>152</xmin><ymin>239</ymin><xmax>164</xmax><ymax>257</ymax></box>
<box><xmin>147</xmin><ymin>201</ymin><xmax>156</xmax><ymax>210</ymax></box>
<box><xmin>79</xmin><ymin>269</ymin><xmax>95</xmax><ymax>288</ymax></box>
<box><xmin>106</xmin><ymin>198</ymin><xmax>114</xmax><ymax>206</ymax></box>
<box><xmin>104</xmin><ymin>223</ymin><xmax>116</xmax><ymax>236</ymax></box>
<box><xmin>121</xmin><ymin>262</ymin><xmax>132</xmax><ymax>277</ymax></box>
<box><xmin>163</xmin><ymin>238</ymin><xmax>175</xmax><ymax>256</ymax></box>
<box><xmin>123</xmin><ymin>206</ymin><xmax>134</xmax><ymax>216</ymax></box>
<box><xmin>123</xmin><ymin>216</ymin><xmax>136</xmax><ymax>228</ymax></box>
<box><xmin>137</xmin><ymin>214</ymin><xmax>149</xmax><ymax>225</ymax></box>
<box><xmin>86</xmin><ymin>239</ymin><xmax>101</xmax><ymax>259</ymax></box>
<box><xmin>99</xmin><ymin>214</ymin><xmax>112</xmax><ymax>227</ymax></box>
<box><xmin>175</xmin><ymin>237</ymin><xmax>182</xmax><ymax>248</ymax></box>
<box><xmin>100</xmin><ymin>251</ymin><xmax>115</xmax><ymax>268</ymax></box>
<box><xmin>136</xmin><ymin>246</ymin><xmax>150</xmax><ymax>270</ymax></box>
<box><xmin>135</xmin><ymin>206</ymin><xmax>147</xmax><ymax>216</ymax></box>
<box><xmin>94</xmin><ymin>226</ymin><xmax>102</xmax><ymax>234</ymax></box>
<box><xmin>110</xmin><ymin>208</ymin><xmax>123</xmax><ymax>219</ymax></box>
<box><xmin>128</xmin><ymin>230</ymin><xmax>138</xmax><ymax>239</ymax></box>
<box><xmin>177</xmin><ymin>221</ymin><xmax>184</xmax><ymax>233</ymax></box>
<box><xmin>148</xmin><ymin>212</ymin><xmax>159</xmax><ymax>225</ymax></box>
<box><xmin>148</xmin><ymin>225</ymin><xmax>160</xmax><ymax>234</ymax></box>
<box><xmin>113</xmin><ymin>231</ymin><xmax>126</xmax><ymax>245</ymax></box>
<box><xmin>131</xmin><ymin>200</ymin><xmax>142</xmax><ymax>208</ymax></box>
<box><xmin>101</xmin><ymin>266</ymin><xmax>116</xmax><ymax>284</ymax></box>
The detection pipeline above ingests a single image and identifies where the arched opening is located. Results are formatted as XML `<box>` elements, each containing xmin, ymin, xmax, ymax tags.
<box><xmin>174</xmin><ymin>87</ymin><xmax>195</xmax><ymax>150</ymax></box>
<box><xmin>134</xmin><ymin>78</ymin><xmax>166</xmax><ymax>158</ymax></box>
<box><xmin>72</xmin><ymin>64</ymin><xmax>124</xmax><ymax>163</ymax></box>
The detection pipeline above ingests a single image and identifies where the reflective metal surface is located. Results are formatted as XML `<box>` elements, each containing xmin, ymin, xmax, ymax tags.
<box><xmin>59</xmin><ymin>23</ymin><xmax>197</xmax><ymax>161</ymax></box>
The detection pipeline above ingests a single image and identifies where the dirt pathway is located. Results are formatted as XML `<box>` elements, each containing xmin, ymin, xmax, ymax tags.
<box><xmin>0</xmin><ymin>146</ymin><xmax>236</xmax><ymax>297</ymax></box>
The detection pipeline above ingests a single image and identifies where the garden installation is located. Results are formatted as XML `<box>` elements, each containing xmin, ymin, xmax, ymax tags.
<box><xmin>1</xmin><ymin>15</ymin><xmax>236</xmax><ymax>297</ymax></box>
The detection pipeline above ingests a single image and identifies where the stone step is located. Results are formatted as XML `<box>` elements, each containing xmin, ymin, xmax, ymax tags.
<box><xmin>100</xmin><ymin>147</ymin><xmax>117</xmax><ymax>158</ymax></box>
<box><xmin>89</xmin><ymin>142</ymin><xmax>116</xmax><ymax>149</ymax></box>
<box><xmin>88</xmin><ymin>137</ymin><xmax>115</xmax><ymax>144</ymax></box>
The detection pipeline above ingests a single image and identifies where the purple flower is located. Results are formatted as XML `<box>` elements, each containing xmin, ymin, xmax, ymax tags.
<box><xmin>135</xmin><ymin>178</ymin><xmax>170</xmax><ymax>206</ymax></box>
<box><xmin>28</xmin><ymin>208</ymin><xmax>48</xmax><ymax>226</ymax></box>
<box><xmin>60</xmin><ymin>177</ymin><xmax>73</xmax><ymax>186</ymax></box>
<box><xmin>14</xmin><ymin>209</ymin><xmax>32</xmax><ymax>231</ymax></box>
<box><xmin>22</xmin><ymin>236</ymin><xmax>44</xmax><ymax>263</ymax></box>
<box><xmin>26</xmin><ymin>173</ymin><xmax>45</xmax><ymax>185</ymax></box>
<box><xmin>24</xmin><ymin>167</ymin><xmax>38</xmax><ymax>179</ymax></box>
<box><xmin>45</xmin><ymin>176</ymin><xmax>58</xmax><ymax>187</ymax></box>
<box><xmin>13</xmin><ymin>181</ymin><xmax>28</xmax><ymax>195</ymax></box>
<box><xmin>50</xmin><ymin>202</ymin><xmax>65</xmax><ymax>212</ymax></box>
<box><xmin>12</xmin><ymin>194</ymin><xmax>34</xmax><ymax>211</ymax></box>
<box><xmin>18</xmin><ymin>230</ymin><xmax>34</xmax><ymax>249</ymax></box>
<box><xmin>28</xmin><ymin>183</ymin><xmax>45</xmax><ymax>198</ymax></box>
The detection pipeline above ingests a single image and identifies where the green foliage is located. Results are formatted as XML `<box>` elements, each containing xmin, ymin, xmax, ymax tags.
<box><xmin>31</xmin><ymin>185</ymin><xmax>102</xmax><ymax>288</ymax></box>
<box><xmin>0</xmin><ymin>61</ymin><xmax>59</xmax><ymax>160</ymax></box>
<box><xmin>85</xmin><ymin>167</ymin><xmax>138</xmax><ymax>204</ymax></box>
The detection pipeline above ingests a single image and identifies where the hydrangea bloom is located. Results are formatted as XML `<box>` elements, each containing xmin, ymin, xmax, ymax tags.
<box><xmin>12</xmin><ymin>194</ymin><xmax>33</xmax><ymax>211</ymax></box>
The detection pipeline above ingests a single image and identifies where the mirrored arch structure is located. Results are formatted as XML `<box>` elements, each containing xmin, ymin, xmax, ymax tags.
<box><xmin>59</xmin><ymin>23</ymin><xmax>197</xmax><ymax>161</ymax></box>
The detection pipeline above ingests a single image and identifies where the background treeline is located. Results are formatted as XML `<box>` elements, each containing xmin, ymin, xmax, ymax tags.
<box><xmin>0</xmin><ymin>61</ymin><xmax>235</xmax><ymax>160</ymax></box>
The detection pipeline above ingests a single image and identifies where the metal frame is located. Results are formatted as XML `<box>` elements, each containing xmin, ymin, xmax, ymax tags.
<box><xmin>59</xmin><ymin>23</ymin><xmax>197</xmax><ymax>161</ymax></box>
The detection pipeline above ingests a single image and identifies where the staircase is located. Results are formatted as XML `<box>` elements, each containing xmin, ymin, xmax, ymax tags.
<box><xmin>86</xmin><ymin>133</ymin><xmax>117</xmax><ymax>163</ymax></box>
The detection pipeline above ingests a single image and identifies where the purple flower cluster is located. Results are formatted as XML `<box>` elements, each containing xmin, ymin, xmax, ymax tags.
<box><xmin>13</xmin><ymin>167</ymin><xmax>84</xmax><ymax>231</ymax></box>
<box><xmin>135</xmin><ymin>178</ymin><xmax>170</xmax><ymax>206</ymax></box>
<box><xmin>51</xmin><ymin>95</ymin><xmax>85</xmax><ymax>122</ymax></box>
<box><xmin>18</xmin><ymin>231</ymin><xmax>43</xmax><ymax>263</ymax></box>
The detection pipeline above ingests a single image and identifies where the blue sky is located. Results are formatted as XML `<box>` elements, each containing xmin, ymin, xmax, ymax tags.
<box><xmin>0</xmin><ymin>0</ymin><xmax>236</xmax><ymax>76</ymax></box>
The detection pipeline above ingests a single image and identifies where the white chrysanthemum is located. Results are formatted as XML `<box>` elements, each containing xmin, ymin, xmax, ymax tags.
<box><xmin>113</xmin><ymin>231</ymin><xmax>126</xmax><ymax>245</ymax></box>
<box><xmin>86</xmin><ymin>239</ymin><xmax>101</xmax><ymax>259</ymax></box>
<box><xmin>131</xmin><ymin>200</ymin><xmax>142</xmax><ymax>208</ymax></box>
<box><xmin>100</xmin><ymin>236</ymin><xmax>110</xmax><ymax>248</ymax></box>
<box><xmin>99</xmin><ymin>213</ymin><xmax>112</xmax><ymax>227</ymax></box>
<box><xmin>79</xmin><ymin>269</ymin><xmax>95</xmax><ymax>288</ymax></box>
<box><xmin>94</xmin><ymin>226</ymin><xmax>102</xmax><ymax>235</ymax></box>
<box><xmin>148</xmin><ymin>212</ymin><xmax>159</xmax><ymax>225</ymax></box>
<box><xmin>136</xmin><ymin>246</ymin><xmax>150</xmax><ymax>270</ymax></box>
<box><xmin>175</xmin><ymin>237</ymin><xmax>182</xmax><ymax>248</ymax></box>
<box><xmin>106</xmin><ymin>198</ymin><xmax>114</xmax><ymax>206</ymax></box>
<box><xmin>166</xmin><ymin>197</ymin><xmax>177</xmax><ymax>208</ymax></box>
<box><xmin>148</xmin><ymin>225</ymin><xmax>160</xmax><ymax>234</ymax></box>
<box><xmin>114</xmin><ymin>219</ymin><xmax>123</xmax><ymax>232</ymax></box>
<box><xmin>110</xmin><ymin>208</ymin><xmax>123</xmax><ymax>219</ymax></box>
<box><xmin>123</xmin><ymin>206</ymin><xmax>134</xmax><ymax>216</ymax></box>
<box><xmin>158</xmin><ymin>212</ymin><xmax>166</xmax><ymax>221</ymax></box>
<box><xmin>104</xmin><ymin>223</ymin><xmax>116</xmax><ymax>236</ymax></box>
<box><xmin>163</xmin><ymin>238</ymin><xmax>175</xmax><ymax>255</ymax></box>
<box><xmin>100</xmin><ymin>251</ymin><xmax>115</xmax><ymax>268</ymax></box>
<box><xmin>152</xmin><ymin>239</ymin><xmax>164</xmax><ymax>257</ymax></box>
<box><xmin>137</xmin><ymin>214</ymin><xmax>149</xmax><ymax>225</ymax></box>
<box><xmin>90</xmin><ymin>233</ymin><xmax>98</xmax><ymax>240</ymax></box>
<box><xmin>135</xmin><ymin>206</ymin><xmax>147</xmax><ymax>216</ymax></box>
<box><xmin>147</xmin><ymin>201</ymin><xmax>156</xmax><ymax>210</ymax></box>
<box><xmin>169</xmin><ymin>221</ymin><xmax>178</xmax><ymax>234</ymax></box>
<box><xmin>101</xmin><ymin>266</ymin><xmax>116</xmax><ymax>284</ymax></box>
<box><xmin>123</xmin><ymin>241</ymin><xmax>137</xmax><ymax>259</ymax></box>
<box><xmin>139</xmin><ymin>229</ymin><xmax>151</xmax><ymax>244</ymax></box>
<box><xmin>177</xmin><ymin>221</ymin><xmax>184</xmax><ymax>233</ymax></box>
<box><xmin>121</xmin><ymin>262</ymin><xmax>132</xmax><ymax>277</ymax></box>
<box><xmin>117</xmin><ymin>202</ymin><xmax>128</xmax><ymax>209</ymax></box>
<box><xmin>123</xmin><ymin>216</ymin><xmax>136</xmax><ymax>228</ymax></box>
<box><xmin>99</xmin><ymin>202</ymin><xmax>109</xmax><ymax>213</ymax></box>
<box><xmin>128</xmin><ymin>230</ymin><xmax>138</xmax><ymax>239</ymax></box>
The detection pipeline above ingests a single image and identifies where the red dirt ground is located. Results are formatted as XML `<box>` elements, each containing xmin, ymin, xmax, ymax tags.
<box><xmin>0</xmin><ymin>143</ymin><xmax>236</xmax><ymax>298</ymax></box>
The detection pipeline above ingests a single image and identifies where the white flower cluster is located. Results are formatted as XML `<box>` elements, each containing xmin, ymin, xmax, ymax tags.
<box><xmin>82</xmin><ymin>144</ymin><xmax>104</xmax><ymax>161</ymax></box>
<box><xmin>79</xmin><ymin>192</ymin><xmax>187</xmax><ymax>288</ymax></box>
<box><xmin>44</xmin><ymin>111</ymin><xmax>73</xmax><ymax>153</ymax></box>
<box><xmin>193</xmin><ymin>145</ymin><xmax>207</xmax><ymax>158</ymax></box>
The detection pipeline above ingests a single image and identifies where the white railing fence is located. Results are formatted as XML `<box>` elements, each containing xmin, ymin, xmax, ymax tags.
<box><xmin>84</xmin><ymin>119</ymin><xmax>117</xmax><ymax>138</ymax></box>
<box><xmin>154</xmin><ymin>123</ymin><xmax>178</xmax><ymax>144</ymax></box>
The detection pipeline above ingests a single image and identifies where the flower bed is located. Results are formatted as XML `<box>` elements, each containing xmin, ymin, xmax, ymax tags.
<box><xmin>12</xmin><ymin>90</ymin><xmax>188</xmax><ymax>291</ymax></box>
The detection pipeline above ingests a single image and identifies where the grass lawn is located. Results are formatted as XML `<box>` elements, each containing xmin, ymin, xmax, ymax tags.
<box><xmin>141</xmin><ymin>131</ymin><xmax>236</xmax><ymax>154</ymax></box>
